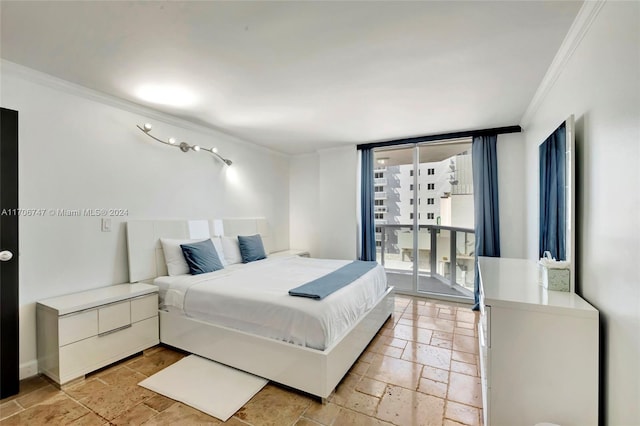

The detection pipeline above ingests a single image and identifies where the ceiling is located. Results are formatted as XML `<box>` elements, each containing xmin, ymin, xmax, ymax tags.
<box><xmin>0</xmin><ymin>1</ymin><xmax>581</xmax><ymax>155</ymax></box>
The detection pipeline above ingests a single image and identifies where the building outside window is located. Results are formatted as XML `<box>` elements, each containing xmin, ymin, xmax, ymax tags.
<box><xmin>427</xmin><ymin>198</ymin><xmax>434</xmax><ymax>205</ymax></box>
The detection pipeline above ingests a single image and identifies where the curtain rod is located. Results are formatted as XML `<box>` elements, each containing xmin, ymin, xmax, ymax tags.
<box><xmin>356</xmin><ymin>125</ymin><xmax>521</xmax><ymax>150</ymax></box>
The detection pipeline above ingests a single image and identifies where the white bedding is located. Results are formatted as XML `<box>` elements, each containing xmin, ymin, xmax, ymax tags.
<box><xmin>154</xmin><ymin>255</ymin><xmax>387</xmax><ymax>350</ymax></box>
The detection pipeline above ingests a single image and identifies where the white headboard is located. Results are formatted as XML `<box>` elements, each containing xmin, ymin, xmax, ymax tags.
<box><xmin>126</xmin><ymin>218</ymin><xmax>271</xmax><ymax>283</ymax></box>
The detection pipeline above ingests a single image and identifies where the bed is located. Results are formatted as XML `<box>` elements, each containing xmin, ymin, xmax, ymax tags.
<box><xmin>126</xmin><ymin>218</ymin><xmax>394</xmax><ymax>400</ymax></box>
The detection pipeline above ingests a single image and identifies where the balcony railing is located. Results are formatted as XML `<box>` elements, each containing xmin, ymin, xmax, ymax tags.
<box><xmin>374</xmin><ymin>192</ymin><xmax>387</xmax><ymax>200</ymax></box>
<box><xmin>374</xmin><ymin>178</ymin><xmax>388</xmax><ymax>185</ymax></box>
<box><xmin>376</xmin><ymin>224</ymin><xmax>475</xmax><ymax>297</ymax></box>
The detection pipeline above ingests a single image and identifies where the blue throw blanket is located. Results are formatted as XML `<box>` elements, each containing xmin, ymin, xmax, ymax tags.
<box><xmin>288</xmin><ymin>260</ymin><xmax>378</xmax><ymax>300</ymax></box>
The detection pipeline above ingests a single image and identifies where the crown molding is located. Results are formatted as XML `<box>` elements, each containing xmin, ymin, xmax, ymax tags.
<box><xmin>0</xmin><ymin>60</ymin><xmax>289</xmax><ymax>158</ymax></box>
<box><xmin>520</xmin><ymin>0</ymin><xmax>606</xmax><ymax>128</ymax></box>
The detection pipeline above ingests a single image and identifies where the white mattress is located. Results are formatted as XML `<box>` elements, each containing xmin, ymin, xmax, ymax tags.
<box><xmin>154</xmin><ymin>255</ymin><xmax>387</xmax><ymax>350</ymax></box>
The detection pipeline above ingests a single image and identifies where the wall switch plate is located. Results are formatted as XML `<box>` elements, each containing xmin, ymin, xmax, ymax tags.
<box><xmin>101</xmin><ymin>218</ymin><xmax>111</xmax><ymax>232</ymax></box>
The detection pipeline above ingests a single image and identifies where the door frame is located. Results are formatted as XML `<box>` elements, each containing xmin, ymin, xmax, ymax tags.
<box><xmin>1</xmin><ymin>107</ymin><xmax>20</xmax><ymax>398</ymax></box>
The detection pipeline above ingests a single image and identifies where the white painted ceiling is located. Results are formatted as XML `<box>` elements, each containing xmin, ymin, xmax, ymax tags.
<box><xmin>0</xmin><ymin>1</ymin><xmax>581</xmax><ymax>154</ymax></box>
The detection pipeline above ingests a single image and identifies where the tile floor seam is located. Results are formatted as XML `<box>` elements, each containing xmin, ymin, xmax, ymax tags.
<box><xmin>65</xmin><ymin>389</ymin><xmax>112</xmax><ymax>425</ymax></box>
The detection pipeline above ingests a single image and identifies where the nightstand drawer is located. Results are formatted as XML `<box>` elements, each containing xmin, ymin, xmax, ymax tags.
<box><xmin>98</xmin><ymin>301</ymin><xmax>131</xmax><ymax>334</ymax></box>
<box><xmin>59</xmin><ymin>310</ymin><xmax>98</xmax><ymax>346</ymax></box>
<box><xmin>131</xmin><ymin>294</ymin><xmax>157</xmax><ymax>322</ymax></box>
<box><xmin>59</xmin><ymin>316</ymin><xmax>159</xmax><ymax>383</ymax></box>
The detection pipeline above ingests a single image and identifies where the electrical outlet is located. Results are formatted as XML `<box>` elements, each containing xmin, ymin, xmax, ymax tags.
<box><xmin>101</xmin><ymin>218</ymin><xmax>111</xmax><ymax>232</ymax></box>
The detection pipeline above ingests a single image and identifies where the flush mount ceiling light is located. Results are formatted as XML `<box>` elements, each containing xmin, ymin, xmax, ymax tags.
<box><xmin>137</xmin><ymin>123</ymin><xmax>232</xmax><ymax>166</ymax></box>
<box><xmin>136</xmin><ymin>85</ymin><xmax>197</xmax><ymax>107</ymax></box>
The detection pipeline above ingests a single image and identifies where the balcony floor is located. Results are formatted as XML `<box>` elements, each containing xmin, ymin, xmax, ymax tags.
<box><xmin>386</xmin><ymin>270</ymin><xmax>472</xmax><ymax>299</ymax></box>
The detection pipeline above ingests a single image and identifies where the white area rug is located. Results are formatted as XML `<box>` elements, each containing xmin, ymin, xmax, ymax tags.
<box><xmin>138</xmin><ymin>355</ymin><xmax>267</xmax><ymax>421</ymax></box>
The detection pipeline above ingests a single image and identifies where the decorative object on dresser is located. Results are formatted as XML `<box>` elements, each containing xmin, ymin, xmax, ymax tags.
<box><xmin>36</xmin><ymin>283</ymin><xmax>159</xmax><ymax>385</ymax></box>
<box><xmin>137</xmin><ymin>123</ymin><xmax>232</xmax><ymax>166</ymax></box>
<box><xmin>478</xmin><ymin>257</ymin><xmax>598</xmax><ymax>426</ymax></box>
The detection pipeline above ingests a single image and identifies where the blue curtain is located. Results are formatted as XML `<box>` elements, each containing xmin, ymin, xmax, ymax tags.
<box><xmin>472</xmin><ymin>135</ymin><xmax>500</xmax><ymax>309</ymax></box>
<box><xmin>539</xmin><ymin>123</ymin><xmax>566</xmax><ymax>260</ymax></box>
<box><xmin>360</xmin><ymin>149</ymin><xmax>376</xmax><ymax>261</ymax></box>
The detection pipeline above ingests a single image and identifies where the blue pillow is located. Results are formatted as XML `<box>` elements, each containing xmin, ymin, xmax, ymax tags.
<box><xmin>180</xmin><ymin>239</ymin><xmax>224</xmax><ymax>275</ymax></box>
<box><xmin>238</xmin><ymin>234</ymin><xmax>267</xmax><ymax>263</ymax></box>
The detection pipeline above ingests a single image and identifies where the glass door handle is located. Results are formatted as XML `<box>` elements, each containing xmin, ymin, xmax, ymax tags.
<box><xmin>0</xmin><ymin>251</ymin><xmax>13</xmax><ymax>261</ymax></box>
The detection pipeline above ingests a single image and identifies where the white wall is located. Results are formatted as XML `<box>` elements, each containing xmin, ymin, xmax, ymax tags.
<box><xmin>497</xmin><ymin>132</ymin><xmax>526</xmax><ymax>258</ymax></box>
<box><xmin>289</xmin><ymin>153</ymin><xmax>320</xmax><ymax>256</ymax></box>
<box><xmin>289</xmin><ymin>146</ymin><xmax>358</xmax><ymax>260</ymax></box>
<box><xmin>317</xmin><ymin>146</ymin><xmax>358</xmax><ymax>260</ymax></box>
<box><xmin>521</xmin><ymin>3</ymin><xmax>640</xmax><ymax>424</ymax></box>
<box><xmin>1</xmin><ymin>63</ymin><xmax>290</xmax><ymax>377</ymax></box>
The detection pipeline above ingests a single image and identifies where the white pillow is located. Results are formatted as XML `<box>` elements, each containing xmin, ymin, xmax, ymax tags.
<box><xmin>161</xmin><ymin>237</ymin><xmax>226</xmax><ymax>275</ymax></box>
<box><xmin>221</xmin><ymin>236</ymin><xmax>242</xmax><ymax>265</ymax></box>
<box><xmin>160</xmin><ymin>238</ymin><xmax>203</xmax><ymax>276</ymax></box>
<box><xmin>210</xmin><ymin>237</ymin><xmax>227</xmax><ymax>266</ymax></box>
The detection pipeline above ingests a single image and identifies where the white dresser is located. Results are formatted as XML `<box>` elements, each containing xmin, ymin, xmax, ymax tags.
<box><xmin>478</xmin><ymin>257</ymin><xmax>598</xmax><ymax>426</ymax></box>
<box><xmin>37</xmin><ymin>283</ymin><xmax>159</xmax><ymax>385</ymax></box>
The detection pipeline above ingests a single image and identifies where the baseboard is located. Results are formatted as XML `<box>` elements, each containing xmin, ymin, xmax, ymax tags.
<box><xmin>19</xmin><ymin>360</ymin><xmax>38</xmax><ymax>380</ymax></box>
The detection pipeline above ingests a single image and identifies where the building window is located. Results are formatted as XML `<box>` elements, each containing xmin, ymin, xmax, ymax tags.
<box><xmin>427</xmin><ymin>213</ymin><xmax>434</xmax><ymax>219</ymax></box>
<box><xmin>374</xmin><ymin>186</ymin><xmax>383</xmax><ymax>192</ymax></box>
<box><xmin>410</xmin><ymin>184</ymin><xmax>414</xmax><ymax>191</ymax></box>
<box><xmin>410</xmin><ymin>170</ymin><xmax>414</xmax><ymax>177</ymax></box>
<box><xmin>427</xmin><ymin>198</ymin><xmax>435</xmax><ymax>205</ymax></box>
<box><xmin>375</xmin><ymin>199</ymin><xmax>384</xmax><ymax>206</ymax></box>
<box><xmin>418</xmin><ymin>198</ymin><xmax>421</xmax><ymax>205</ymax></box>
<box><xmin>427</xmin><ymin>183</ymin><xmax>435</xmax><ymax>190</ymax></box>
<box><xmin>410</xmin><ymin>212</ymin><xmax>413</xmax><ymax>220</ymax></box>
<box><xmin>374</xmin><ymin>172</ymin><xmax>384</xmax><ymax>178</ymax></box>
<box><xmin>375</xmin><ymin>227</ymin><xmax>382</xmax><ymax>233</ymax></box>
<box><xmin>376</xmin><ymin>241</ymin><xmax>382</xmax><ymax>247</ymax></box>
<box><xmin>410</xmin><ymin>198</ymin><xmax>414</xmax><ymax>205</ymax></box>
<box><xmin>375</xmin><ymin>213</ymin><xmax>384</xmax><ymax>219</ymax></box>
<box><xmin>427</xmin><ymin>168</ymin><xmax>435</xmax><ymax>175</ymax></box>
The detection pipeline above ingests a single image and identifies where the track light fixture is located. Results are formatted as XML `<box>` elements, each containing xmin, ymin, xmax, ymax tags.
<box><xmin>136</xmin><ymin>123</ymin><xmax>232</xmax><ymax>166</ymax></box>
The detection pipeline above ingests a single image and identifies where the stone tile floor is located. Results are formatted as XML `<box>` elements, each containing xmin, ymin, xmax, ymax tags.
<box><xmin>0</xmin><ymin>295</ymin><xmax>481</xmax><ymax>425</ymax></box>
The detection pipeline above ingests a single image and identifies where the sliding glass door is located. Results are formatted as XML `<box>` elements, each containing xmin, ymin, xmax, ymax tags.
<box><xmin>374</xmin><ymin>145</ymin><xmax>415</xmax><ymax>293</ymax></box>
<box><xmin>373</xmin><ymin>139</ymin><xmax>475</xmax><ymax>301</ymax></box>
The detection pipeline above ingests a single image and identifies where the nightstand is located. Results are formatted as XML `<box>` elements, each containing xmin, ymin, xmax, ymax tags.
<box><xmin>270</xmin><ymin>249</ymin><xmax>310</xmax><ymax>258</ymax></box>
<box><xmin>36</xmin><ymin>283</ymin><xmax>159</xmax><ymax>385</ymax></box>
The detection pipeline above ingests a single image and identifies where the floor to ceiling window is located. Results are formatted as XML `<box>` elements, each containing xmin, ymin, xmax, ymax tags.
<box><xmin>373</xmin><ymin>138</ymin><xmax>475</xmax><ymax>301</ymax></box>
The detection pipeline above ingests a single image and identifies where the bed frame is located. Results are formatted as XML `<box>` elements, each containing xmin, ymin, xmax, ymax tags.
<box><xmin>126</xmin><ymin>218</ymin><xmax>394</xmax><ymax>399</ymax></box>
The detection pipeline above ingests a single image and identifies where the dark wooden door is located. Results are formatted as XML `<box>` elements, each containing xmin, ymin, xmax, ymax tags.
<box><xmin>0</xmin><ymin>107</ymin><xmax>19</xmax><ymax>398</ymax></box>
